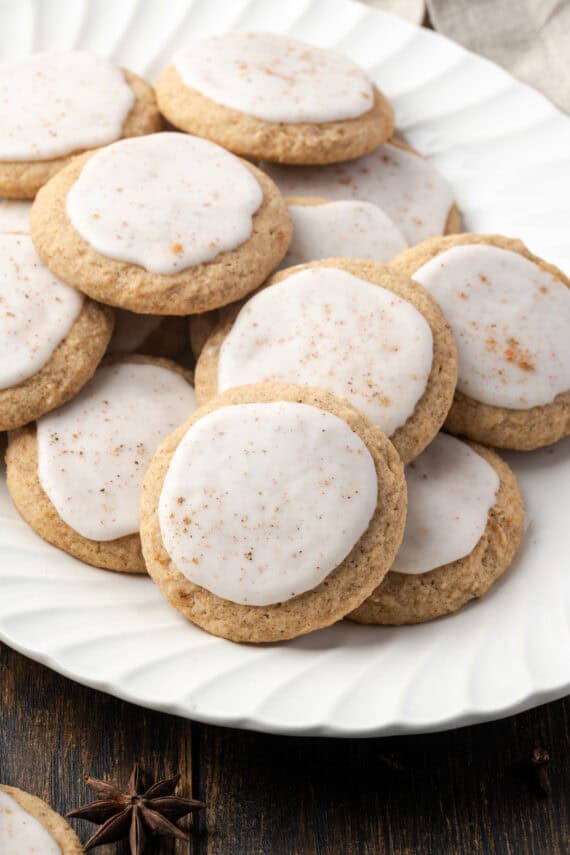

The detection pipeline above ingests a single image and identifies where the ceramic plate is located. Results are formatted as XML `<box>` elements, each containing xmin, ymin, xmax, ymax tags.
<box><xmin>1</xmin><ymin>0</ymin><xmax>569</xmax><ymax>737</ymax></box>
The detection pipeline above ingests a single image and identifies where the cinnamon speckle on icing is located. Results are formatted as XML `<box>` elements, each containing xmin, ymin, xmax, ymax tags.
<box><xmin>262</xmin><ymin>141</ymin><xmax>454</xmax><ymax>245</ymax></box>
<box><xmin>37</xmin><ymin>363</ymin><xmax>196</xmax><ymax>541</ymax></box>
<box><xmin>0</xmin><ymin>790</ymin><xmax>61</xmax><ymax>854</ymax></box>
<box><xmin>218</xmin><ymin>268</ymin><xmax>433</xmax><ymax>437</ymax></box>
<box><xmin>158</xmin><ymin>401</ymin><xmax>378</xmax><ymax>606</ymax></box>
<box><xmin>0</xmin><ymin>52</ymin><xmax>134</xmax><ymax>161</ymax></box>
<box><xmin>174</xmin><ymin>32</ymin><xmax>373</xmax><ymax>124</ymax></box>
<box><xmin>413</xmin><ymin>244</ymin><xmax>570</xmax><ymax>409</ymax></box>
<box><xmin>66</xmin><ymin>133</ymin><xmax>263</xmax><ymax>274</ymax></box>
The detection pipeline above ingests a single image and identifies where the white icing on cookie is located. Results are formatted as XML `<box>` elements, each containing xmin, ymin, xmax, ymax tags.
<box><xmin>218</xmin><ymin>268</ymin><xmax>433</xmax><ymax>436</ymax></box>
<box><xmin>0</xmin><ymin>234</ymin><xmax>83</xmax><ymax>390</ymax></box>
<box><xmin>66</xmin><ymin>133</ymin><xmax>263</xmax><ymax>274</ymax></box>
<box><xmin>159</xmin><ymin>401</ymin><xmax>378</xmax><ymax>606</ymax></box>
<box><xmin>412</xmin><ymin>244</ymin><xmax>570</xmax><ymax>409</ymax></box>
<box><xmin>392</xmin><ymin>433</ymin><xmax>499</xmax><ymax>575</ymax></box>
<box><xmin>37</xmin><ymin>363</ymin><xmax>196</xmax><ymax>541</ymax></box>
<box><xmin>282</xmin><ymin>201</ymin><xmax>407</xmax><ymax>268</ymax></box>
<box><xmin>263</xmin><ymin>142</ymin><xmax>454</xmax><ymax>245</ymax></box>
<box><xmin>173</xmin><ymin>32</ymin><xmax>373</xmax><ymax>124</ymax></box>
<box><xmin>0</xmin><ymin>51</ymin><xmax>134</xmax><ymax>161</ymax></box>
<box><xmin>0</xmin><ymin>790</ymin><xmax>61</xmax><ymax>854</ymax></box>
<box><xmin>0</xmin><ymin>199</ymin><xmax>31</xmax><ymax>233</ymax></box>
<box><xmin>109</xmin><ymin>310</ymin><xmax>163</xmax><ymax>354</ymax></box>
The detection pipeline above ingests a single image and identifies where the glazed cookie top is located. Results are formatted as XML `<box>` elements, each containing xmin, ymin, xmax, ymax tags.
<box><xmin>173</xmin><ymin>32</ymin><xmax>374</xmax><ymax>123</ymax></box>
<box><xmin>0</xmin><ymin>51</ymin><xmax>134</xmax><ymax>161</ymax></box>
<box><xmin>0</xmin><ymin>199</ymin><xmax>31</xmax><ymax>233</ymax></box>
<box><xmin>412</xmin><ymin>244</ymin><xmax>570</xmax><ymax>409</ymax></box>
<box><xmin>65</xmin><ymin>133</ymin><xmax>263</xmax><ymax>275</ymax></box>
<box><xmin>391</xmin><ymin>433</ymin><xmax>500</xmax><ymax>575</ymax></box>
<box><xmin>108</xmin><ymin>310</ymin><xmax>163</xmax><ymax>353</ymax></box>
<box><xmin>37</xmin><ymin>361</ymin><xmax>196</xmax><ymax>541</ymax></box>
<box><xmin>0</xmin><ymin>788</ymin><xmax>61</xmax><ymax>854</ymax></box>
<box><xmin>263</xmin><ymin>141</ymin><xmax>454</xmax><ymax>245</ymax></box>
<box><xmin>283</xmin><ymin>199</ymin><xmax>407</xmax><ymax>267</ymax></box>
<box><xmin>217</xmin><ymin>267</ymin><xmax>433</xmax><ymax>436</ymax></box>
<box><xmin>158</xmin><ymin>400</ymin><xmax>378</xmax><ymax>605</ymax></box>
<box><xmin>0</xmin><ymin>233</ymin><xmax>83</xmax><ymax>391</ymax></box>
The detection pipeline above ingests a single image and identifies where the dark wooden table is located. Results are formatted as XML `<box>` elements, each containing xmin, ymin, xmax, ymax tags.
<box><xmin>1</xmin><ymin>642</ymin><xmax>568</xmax><ymax>854</ymax></box>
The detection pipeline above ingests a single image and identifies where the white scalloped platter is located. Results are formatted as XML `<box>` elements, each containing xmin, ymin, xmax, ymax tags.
<box><xmin>1</xmin><ymin>0</ymin><xmax>570</xmax><ymax>737</ymax></box>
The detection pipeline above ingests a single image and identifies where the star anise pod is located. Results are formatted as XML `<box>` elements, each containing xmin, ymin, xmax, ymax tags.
<box><xmin>67</xmin><ymin>762</ymin><xmax>205</xmax><ymax>853</ymax></box>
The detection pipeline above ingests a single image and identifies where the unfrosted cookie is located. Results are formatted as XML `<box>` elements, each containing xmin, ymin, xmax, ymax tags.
<box><xmin>140</xmin><ymin>383</ymin><xmax>406</xmax><ymax>643</ymax></box>
<box><xmin>195</xmin><ymin>259</ymin><xmax>458</xmax><ymax>463</ymax></box>
<box><xmin>6</xmin><ymin>356</ymin><xmax>196</xmax><ymax>573</ymax></box>
<box><xmin>0</xmin><ymin>233</ymin><xmax>113</xmax><ymax>431</ymax></box>
<box><xmin>30</xmin><ymin>133</ymin><xmax>292</xmax><ymax>314</ymax></box>
<box><xmin>0</xmin><ymin>198</ymin><xmax>31</xmax><ymax>232</ymax></box>
<box><xmin>189</xmin><ymin>311</ymin><xmax>220</xmax><ymax>360</ymax></box>
<box><xmin>282</xmin><ymin>196</ymin><xmax>407</xmax><ymax>267</ymax></box>
<box><xmin>156</xmin><ymin>32</ymin><xmax>394</xmax><ymax>165</ymax></box>
<box><xmin>0</xmin><ymin>784</ymin><xmax>82</xmax><ymax>854</ymax></box>
<box><xmin>349</xmin><ymin>433</ymin><xmax>524</xmax><ymax>625</ymax></box>
<box><xmin>391</xmin><ymin>234</ymin><xmax>570</xmax><ymax>450</ymax></box>
<box><xmin>0</xmin><ymin>51</ymin><xmax>161</xmax><ymax>199</ymax></box>
<box><xmin>109</xmin><ymin>309</ymin><xmax>187</xmax><ymax>358</ymax></box>
<box><xmin>262</xmin><ymin>138</ymin><xmax>461</xmax><ymax>245</ymax></box>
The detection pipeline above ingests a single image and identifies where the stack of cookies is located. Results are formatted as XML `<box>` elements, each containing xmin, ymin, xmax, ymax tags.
<box><xmin>1</xmin><ymin>33</ymin><xmax>569</xmax><ymax>645</ymax></box>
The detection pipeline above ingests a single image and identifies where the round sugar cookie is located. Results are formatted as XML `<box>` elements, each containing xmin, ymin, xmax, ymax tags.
<box><xmin>0</xmin><ymin>233</ymin><xmax>113</xmax><ymax>431</ymax></box>
<box><xmin>281</xmin><ymin>196</ymin><xmax>407</xmax><ymax>267</ymax></box>
<box><xmin>30</xmin><ymin>133</ymin><xmax>292</xmax><ymax>315</ymax></box>
<box><xmin>6</xmin><ymin>356</ymin><xmax>196</xmax><ymax>574</ymax></box>
<box><xmin>390</xmin><ymin>234</ymin><xmax>570</xmax><ymax>450</ymax></box>
<box><xmin>0</xmin><ymin>51</ymin><xmax>161</xmax><ymax>199</ymax></box>
<box><xmin>195</xmin><ymin>259</ymin><xmax>458</xmax><ymax>463</ymax></box>
<box><xmin>155</xmin><ymin>32</ymin><xmax>394</xmax><ymax>165</ymax></box>
<box><xmin>140</xmin><ymin>383</ymin><xmax>407</xmax><ymax>643</ymax></box>
<box><xmin>108</xmin><ymin>309</ymin><xmax>187</xmax><ymax>358</ymax></box>
<box><xmin>349</xmin><ymin>433</ymin><xmax>525</xmax><ymax>625</ymax></box>
<box><xmin>0</xmin><ymin>785</ymin><xmax>82</xmax><ymax>854</ymax></box>
<box><xmin>262</xmin><ymin>137</ymin><xmax>461</xmax><ymax>246</ymax></box>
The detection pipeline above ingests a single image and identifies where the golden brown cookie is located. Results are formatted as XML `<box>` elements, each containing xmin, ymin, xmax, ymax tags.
<box><xmin>6</xmin><ymin>356</ymin><xmax>195</xmax><ymax>574</ymax></box>
<box><xmin>349</xmin><ymin>441</ymin><xmax>524</xmax><ymax>625</ymax></box>
<box><xmin>0</xmin><ymin>299</ymin><xmax>114</xmax><ymax>432</ymax></box>
<box><xmin>0</xmin><ymin>70</ymin><xmax>161</xmax><ymax>199</ymax></box>
<box><xmin>0</xmin><ymin>784</ymin><xmax>82</xmax><ymax>854</ymax></box>
<box><xmin>30</xmin><ymin>146</ymin><xmax>292</xmax><ymax>315</ymax></box>
<box><xmin>390</xmin><ymin>234</ymin><xmax>570</xmax><ymax>450</ymax></box>
<box><xmin>140</xmin><ymin>383</ymin><xmax>407</xmax><ymax>643</ymax></box>
<box><xmin>195</xmin><ymin>258</ymin><xmax>458</xmax><ymax>463</ymax></box>
<box><xmin>155</xmin><ymin>32</ymin><xmax>393</xmax><ymax>164</ymax></box>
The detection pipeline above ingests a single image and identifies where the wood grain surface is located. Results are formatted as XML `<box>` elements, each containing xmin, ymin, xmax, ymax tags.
<box><xmin>1</xmin><ymin>641</ymin><xmax>568</xmax><ymax>854</ymax></box>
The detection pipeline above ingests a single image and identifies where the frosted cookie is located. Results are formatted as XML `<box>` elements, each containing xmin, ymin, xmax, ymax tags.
<box><xmin>109</xmin><ymin>310</ymin><xmax>187</xmax><ymax>358</ymax></box>
<box><xmin>6</xmin><ymin>357</ymin><xmax>196</xmax><ymax>573</ymax></box>
<box><xmin>140</xmin><ymin>383</ymin><xmax>406</xmax><ymax>643</ymax></box>
<box><xmin>189</xmin><ymin>311</ymin><xmax>220</xmax><ymax>360</ymax></box>
<box><xmin>0</xmin><ymin>785</ymin><xmax>82</xmax><ymax>854</ymax></box>
<box><xmin>391</xmin><ymin>234</ymin><xmax>570</xmax><ymax>450</ymax></box>
<box><xmin>155</xmin><ymin>32</ymin><xmax>394</xmax><ymax>164</ymax></box>
<box><xmin>262</xmin><ymin>138</ymin><xmax>461</xmax><ymax>245</ymax></box>
<box><xmin>0</xmin><ymin>51</ymin><xmax>161</xmax><ymax>199</ymax></box>
<box><xmin>0</xmin><ymin>199</ymin><xmax>31</xmax><ymax>232</ymax></box>
<box><xmin>195</xmin><ymin>259</ymin><xmax>457</xmax><ymax>463</ymax></box>
<box><xmin>30</xmin><ymin>132</ymin><xmax>292</xmax><ymax>315</ymax></box>
<box><xmin>282</xmin><ymin>197</ymin><xmax>407</xmax><ymax>267</ymax></box>
<box><xmin>0</xmin><ymin>233</ymin><xmax>113</xmax><ymax>431</ymax></box>
<box><xmin>350</xmin><ymin>433</ymin><xmax>524</xmax><ymax>625</ymax></box>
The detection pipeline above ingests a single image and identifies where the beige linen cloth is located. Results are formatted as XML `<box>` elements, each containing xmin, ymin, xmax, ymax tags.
<box><xmin>366</xmin><ymin>0</ymin><xmax>570</xmax><ymax>114</ymax></box>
